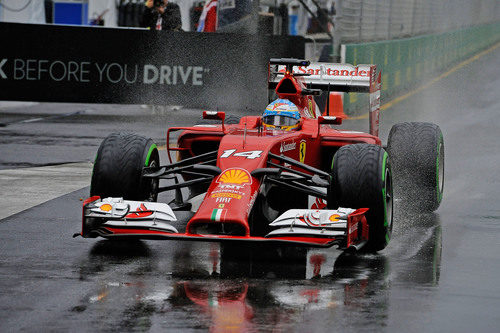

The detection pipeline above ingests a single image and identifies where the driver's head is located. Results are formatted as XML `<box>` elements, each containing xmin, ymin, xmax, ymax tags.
<box><xmin>263</xmin><ymin>99</ymin><xmax>301</xmax><ymax>131</ymax></box>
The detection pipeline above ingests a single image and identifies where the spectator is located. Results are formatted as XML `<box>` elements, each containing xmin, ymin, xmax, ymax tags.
<box><xmin>190</xmin><ymin>1</ymin><xmax>204</xmax><ymax>31</ymax></box>
<box><xmin>197</xmin><ymin>0</ymin><xmax>218</xmax><ymax>33</ymax></box>
<box><xmin>141</xmin><ymin>0</ymin><xmax>182</xmax><ymax>31</ymax></box>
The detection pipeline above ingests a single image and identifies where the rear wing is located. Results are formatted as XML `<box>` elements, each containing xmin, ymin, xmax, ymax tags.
<box><xmin>268</xmin><ymin>59</ymin><xmax>382</xmax><ymax>137</ymax></box>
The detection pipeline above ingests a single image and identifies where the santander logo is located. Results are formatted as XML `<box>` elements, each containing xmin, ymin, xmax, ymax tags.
<box><xmin>278</xmin><ymin>65</ymin><xmax>369</xmax><ymax>77</ymax></box>
<box><xmin>280</xmin><ymin>141</ymin><xmax>296</xmax><ymax>153</ymax></box>
<box><xmin>297</xmin><ymin>66</ymin><xmax>369</xmax><ymax>77</ymax></box>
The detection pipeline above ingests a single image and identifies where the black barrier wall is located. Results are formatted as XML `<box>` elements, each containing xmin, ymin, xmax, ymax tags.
<box><xmin>0</xmin><ymin>23</ymin><xmax>304</xmax><ymax>112</ymax></box>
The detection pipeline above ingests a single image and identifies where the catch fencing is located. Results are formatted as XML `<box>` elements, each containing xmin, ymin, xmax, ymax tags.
<box><xmin>336</xmin><ymin>0</ymin><xmax>500</xmax><ymax>43</ymax></box>
<box><xmin>341</xmin><ymin>22</ymin><xmax>500</xmax><ymax>114</ymax></box>
<box><xmin>325</xmin><ymin>0</ymin><xmax>500</xmax><ymax>114</ymax></box>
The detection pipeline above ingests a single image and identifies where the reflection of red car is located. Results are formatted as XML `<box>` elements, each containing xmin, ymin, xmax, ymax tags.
<box><xmin>78</xmin><ymin>58</ymin><xmax>444</xmax><ymax>253</ymax></box>
<box><xmin>183</xmin><ymin>281</ymin><xmax>253</xmax><ymax>329</ymax></box>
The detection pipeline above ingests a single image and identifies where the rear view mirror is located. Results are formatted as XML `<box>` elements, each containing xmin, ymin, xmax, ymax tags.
<box><xmin>318</xmin><ymin>115</ymin><xmax>342</xmax><ymax>125</ymax></box>
<box><xmin>202</xmin><ymin>111</ymin><xmax>226</xmax><ymax>121</ymax></box>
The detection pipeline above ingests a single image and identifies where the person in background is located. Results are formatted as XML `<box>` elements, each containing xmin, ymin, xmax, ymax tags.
<box><xmin>141</xmin><ymin>0</ymin><xmax>182</xmax><ymax>31</ymax></box>
<box><xmin>190</xmin><ymin>1</ymin><xmax>205</xmax><ymax>31</ymax></box>
<box><xmin>197</xmin><ymin>0</ymin><xmax>218</xmax><ymax>32</ymax></box>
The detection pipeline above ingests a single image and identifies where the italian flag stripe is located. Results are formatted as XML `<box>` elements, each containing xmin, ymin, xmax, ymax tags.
<box><xmin>211</xmin><ymin>209</ymin><xmax>224</xmax><ymax>221</ymax></box>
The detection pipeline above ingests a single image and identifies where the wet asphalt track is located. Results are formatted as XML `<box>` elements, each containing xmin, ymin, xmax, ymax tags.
<box><xmin>1</xmin><ymin>45</ymin><xmax>500</xmax><ymax>332</ymax></box>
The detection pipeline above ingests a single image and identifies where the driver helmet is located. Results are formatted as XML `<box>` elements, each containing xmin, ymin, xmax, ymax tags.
<box><xmin>262</xmin><ymin>99</ymin><xmax>301</xmax><ymax>131</ymax></box>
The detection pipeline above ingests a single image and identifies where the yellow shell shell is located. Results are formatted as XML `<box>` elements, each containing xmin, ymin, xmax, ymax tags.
<box><xmin>218</xmin><ymin>169</ymin><xmax>250</xmax><ymax>184</ymax></box>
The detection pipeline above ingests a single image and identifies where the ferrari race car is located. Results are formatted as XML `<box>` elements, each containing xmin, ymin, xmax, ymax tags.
<box><xmin>76</xmin><ymin>58</ymin><xmax>444</xmax><ymax>252</ymax></box>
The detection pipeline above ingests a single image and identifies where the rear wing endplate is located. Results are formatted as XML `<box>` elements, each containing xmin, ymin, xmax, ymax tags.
<box><xmin>268</xmin><ymin>60</ymin><xmax>381</xmax><ymax>137</ymax></box>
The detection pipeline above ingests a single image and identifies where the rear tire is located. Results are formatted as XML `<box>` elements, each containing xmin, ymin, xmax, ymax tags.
<box><xmin>90</xmin><ymin>132</ymin><xmax>159</xmax><ymax>201</ymax></box>
<box><xmin>329</xmin><ymin>144</ymin><xmax>393</xmax><ymax>252</ymax></box>
<box><xmin>387</xmin><ymin>122</ymin><xmax>444</xmax><ymax>212</ymax></box>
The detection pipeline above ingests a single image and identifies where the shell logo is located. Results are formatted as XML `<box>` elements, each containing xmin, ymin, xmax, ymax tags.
<box><xmin>100</xmin><ymin>204</ymin><xmax>113</xmax><ymax>212</ymax></box>
<box><xmin>217</xmin><ymin>168</ymin><xmax>252</xmax><ymax>185</ymax></box>
<box><xmin>329</xmin><ymin>214</ymin><xmax>340</xmax><ymax>222</ymax></box>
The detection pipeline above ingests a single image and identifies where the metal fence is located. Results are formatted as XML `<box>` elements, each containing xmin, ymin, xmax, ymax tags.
<box><xmin>336</xmin><ymin>0</ymin><xmax>500</xmax><ymax>42</ymax></box>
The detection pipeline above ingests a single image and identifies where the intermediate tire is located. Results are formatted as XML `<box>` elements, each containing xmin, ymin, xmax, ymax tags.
<box><xmin>329</xmin><ymin>144</ymin><xmax>393</xmax><ymax>252</ymax></box>
<box><xmin>90</xmin><ymin>132</ymin><xmax>159</xmax><ymax>201</ymax></box>
<box><xmin>387</xmin><ymin>122</ymin><xmax>444</xmax><ymax>212</ymax></box>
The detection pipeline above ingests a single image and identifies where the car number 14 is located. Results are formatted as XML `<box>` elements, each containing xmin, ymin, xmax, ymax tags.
<box><xmin>220</xmin><ymin>149</ymin><xmax>263</xmax><ymax>159</ymax></box>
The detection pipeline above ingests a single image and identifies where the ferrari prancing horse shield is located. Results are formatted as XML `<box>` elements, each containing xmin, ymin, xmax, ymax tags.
<box><xmin>299</xmin><ymin>140</ymin><xmax>306</xmax><ymax>163</ymax></box>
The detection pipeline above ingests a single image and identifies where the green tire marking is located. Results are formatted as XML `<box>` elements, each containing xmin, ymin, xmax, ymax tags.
<box><xmin>145</xmin><ymin>144</ymin><xmax>157</xmax><ymax>166</ymax></box>
<box><xmin>382</xmin><ymin>151</ymin><xmax>389</xmax><ymax>227</ymax></box>
<box><xmin>436</xmin><ymin>135</ymin><xmax>444</xmax><ymax>203</ymax></box>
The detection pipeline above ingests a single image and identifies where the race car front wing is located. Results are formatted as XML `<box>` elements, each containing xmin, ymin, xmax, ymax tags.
<box><xmin>77</xmin><ymin>197</ymin><xmax>369</xmax><ymax>250</ymax></box>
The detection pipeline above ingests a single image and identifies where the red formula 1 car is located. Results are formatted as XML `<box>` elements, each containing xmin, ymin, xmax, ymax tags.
<box><xmin>77</xmin><ymin>58</ymin><xmax>444</xmax><ymax>252</ymax></box>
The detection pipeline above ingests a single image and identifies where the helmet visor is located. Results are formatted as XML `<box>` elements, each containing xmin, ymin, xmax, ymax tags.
<box><xmin>263</xmin><ymin>115</ymin><xmax>299</xmax><ymax>129</ymax></box>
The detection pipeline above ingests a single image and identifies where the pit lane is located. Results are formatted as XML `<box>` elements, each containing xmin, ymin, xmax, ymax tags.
<box><xmin>1</xmin><ymin>46</ymin><xmax>499</xmax><ymax>332</ymax></box>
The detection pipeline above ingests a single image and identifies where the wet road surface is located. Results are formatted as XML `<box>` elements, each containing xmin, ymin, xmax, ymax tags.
<box><xmin>1</xmin><ymin>45</ymin><xmax>500</xmax><ymax>332</ymax></box>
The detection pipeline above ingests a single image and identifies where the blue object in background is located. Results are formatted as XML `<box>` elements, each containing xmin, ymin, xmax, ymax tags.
<box><xmin>53</xmin><ymin>1</ymin><xmax>88</xmax><ymax>25</ymax></box>
<box><xmin>289</xmin><ymin>14</ymin><xmax>298</xmax><ymax>36</ymax></box>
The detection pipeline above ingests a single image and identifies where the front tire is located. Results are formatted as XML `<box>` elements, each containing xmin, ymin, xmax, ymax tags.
<box><xmin>329</xmin><ymin>144</ymin><xmax>393</xmax><ymax>252</ymax></box>
<box><xmin>90</xmin><ymin>132</ymin><xmax>159</xmax><ymax>201</ymax></box>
